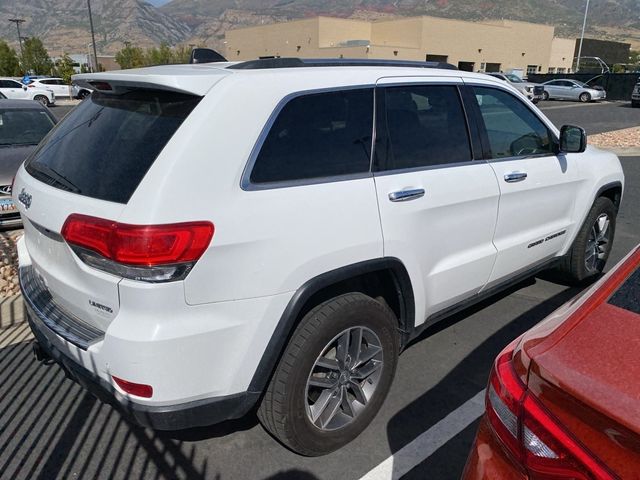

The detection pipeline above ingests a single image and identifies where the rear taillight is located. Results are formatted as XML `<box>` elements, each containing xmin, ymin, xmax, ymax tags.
<box><xmin>486</xmin><ymin>343</ymin><xmax>617</xmax><ymax>480</ymax></box>
<box><xmin>61</xmin><ymin>214</ymin><xmax>214</xmax><ymax>282</ymax></box>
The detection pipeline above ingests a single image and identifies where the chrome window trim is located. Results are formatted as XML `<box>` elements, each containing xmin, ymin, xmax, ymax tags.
<box><xmin>373</xmin><ymin>160</ymin><xmax>479</xmax><ymax>178</ymax></box>
<box><xmin>240</xmin><ymin>84</ymin><xmax>376</xmax><ymax>192</ymax></box>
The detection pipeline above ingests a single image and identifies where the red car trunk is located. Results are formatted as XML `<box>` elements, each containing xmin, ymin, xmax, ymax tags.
<box><xmin>521</xmin><ymin>247</ymin><xmax>640</xmax><ymax>478</ymax></box>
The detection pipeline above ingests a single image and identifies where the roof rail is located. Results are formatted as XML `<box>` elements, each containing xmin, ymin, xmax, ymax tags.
<box><xmin>228</xmin><ymin>58</ymin><xmax>458</xmax><ymax>71</ymax></box>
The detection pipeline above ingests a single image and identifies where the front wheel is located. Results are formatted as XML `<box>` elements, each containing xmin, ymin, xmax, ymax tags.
<box><xmin>33</xmin><ymin>95</ymin><xmax>49</xmax><ymax>107</ymax></box>
<box><xmin>557</xmin><ymin>197</ymin><xmax>616</xmax><ymax>283</ymax></box>
<box><xmin>579</xmin><ymin>92</ymin><xmax>591</xmax><ymax>103</ymax></box>
<box><xmin>542</xmin><ymin>91</ymin><xmax>550</xmax><ymax>101</ymax></box>
<box><xmin>258</xmin><ymin>293</ymin><xmax>399</xmax><ymax>456</ymax></box>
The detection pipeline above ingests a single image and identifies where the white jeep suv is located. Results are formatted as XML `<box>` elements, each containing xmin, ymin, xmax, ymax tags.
<box><xmin>16</xmin><ymin>59</ymin><xmax>624</xmax><ymax>456</ymax></box>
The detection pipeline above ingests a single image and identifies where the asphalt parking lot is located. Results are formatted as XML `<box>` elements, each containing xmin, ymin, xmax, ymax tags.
<box><xmin>1</xmin><ymin>100</ymin><xmax>638</xmax><ymax>480</ymax></box>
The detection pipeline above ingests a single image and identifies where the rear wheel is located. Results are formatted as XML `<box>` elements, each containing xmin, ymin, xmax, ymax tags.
<box><xmin>557</xmin><ymin>197</ymin><xmax>616</xmax><ymax>283</ymax></box>
<box><xmin>258</xmin><ymin>293</ymin><xmax>399</xmax><ymax>456</ymax></box>
<box><xmin>34</xmin><ymin>95</ymin><xmax>49</xmax><ymax>107</ymax></box>
<box><xmin>579</xmin><ymin>92</ymin><xmax>591</xmax><ymax>103</ymax></box>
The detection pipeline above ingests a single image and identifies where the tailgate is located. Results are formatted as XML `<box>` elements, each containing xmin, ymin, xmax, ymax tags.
<box><xmin>16</xmin><ymin>168</ymin><xmax>125</xmax><ymax>334</ymax></box>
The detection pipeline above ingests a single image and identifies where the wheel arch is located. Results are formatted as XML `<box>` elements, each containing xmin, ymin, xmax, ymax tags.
<box><xmin>247</xmin><ymin>258</ymin><xmax>415</xmax><ymax>394</ymax></box>
<box><xmin>597</xmin><ymin>181</ymin><xmax>622</xmax><ymax>212</ymax></box>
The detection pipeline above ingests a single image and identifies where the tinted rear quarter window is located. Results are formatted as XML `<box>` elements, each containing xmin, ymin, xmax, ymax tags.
<box><xmin>25</xmin><ymin>89</ymin><xmax>200</xmax><ymax>204</ymax></box>
<box><xmin>249</xmin><ymin>88</ymin><xmax>374</xmax><ymax>184</ymax></box>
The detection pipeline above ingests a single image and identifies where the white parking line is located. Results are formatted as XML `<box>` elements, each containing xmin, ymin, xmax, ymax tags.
<box><xmin>359</xmin><ymin>389</ymin><xmax>486</xmax><ymax>480</ymax></box>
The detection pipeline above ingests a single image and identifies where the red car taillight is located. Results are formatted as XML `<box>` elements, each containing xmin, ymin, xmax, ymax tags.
<box><xmin>61</xmin><ymin>214</ymin><xmax>214</xmax><ymax>282</ymax></box>
<box><xmin>486</xmin><ymin>343</ymin><xmax>617</xmax><ymax>480</ymax></box>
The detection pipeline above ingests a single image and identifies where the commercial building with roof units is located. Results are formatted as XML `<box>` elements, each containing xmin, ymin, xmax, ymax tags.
<box><xmin>226</xmin><ymin>15</ymin><xmax>577</xmax><ymax>76</ymax></box>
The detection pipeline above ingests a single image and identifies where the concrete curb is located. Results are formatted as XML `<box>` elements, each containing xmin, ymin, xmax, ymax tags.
<box><xmin>608</xmin><ymin>147</ymin><xmax>640</xmax><ymax>157</ymax></box>
<box><xmin>0</xmin><ymin>294</ymin><xmax>25</xmax><ymax>330</ymax></box>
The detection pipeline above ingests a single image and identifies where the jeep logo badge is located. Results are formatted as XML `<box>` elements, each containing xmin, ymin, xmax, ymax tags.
<box><xmin>18</xmin><ymin>188</ymin><xmax>32</xmax><ymax>209</ymax></box>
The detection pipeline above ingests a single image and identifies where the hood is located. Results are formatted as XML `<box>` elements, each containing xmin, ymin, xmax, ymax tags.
<box><xmin>0</xmin><ymin>144</ymin><xmax>36</xmax><ymax>186</ymax></box>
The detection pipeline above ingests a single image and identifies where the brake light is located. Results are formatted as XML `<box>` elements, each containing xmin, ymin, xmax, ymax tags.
<box><xmin>61</xmin><ymin>214</ymin><xmax>214</xmax><ymax>282</ymax></box>
<box><xmin>112</xmin><ymin>376</ymin><xmax>153</xmax><ymax>398</ymax></box>
<box><xmin>486</xmin><ymin>343</ymin><xmax>617</xmax><ymax>480</ymax></box>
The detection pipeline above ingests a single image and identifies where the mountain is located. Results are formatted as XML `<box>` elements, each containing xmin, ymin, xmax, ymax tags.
<box><xmin>0</xmin><ymin>0</ymin><xmax>637</xmax><ymax>57</ymax></box>
<box><xmin>0</xmin><ymin>0</ymin><xmax>189</xmax><ymax>55</ymax></box>
<box><xmin>163</xmin><ymin>0</ymin><xmax>640</xmax><ymax>52</ymax></box>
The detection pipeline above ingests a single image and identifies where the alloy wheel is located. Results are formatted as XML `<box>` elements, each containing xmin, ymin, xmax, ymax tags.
<box><xmin>305</xmin><ymin>326</ymin><xmax>383</xmax><ymax>431</ymax></box>
<box><xmin>585</xmin><ymin>213</ymin><xmax>610</xmax><ymax>272</ymax></box>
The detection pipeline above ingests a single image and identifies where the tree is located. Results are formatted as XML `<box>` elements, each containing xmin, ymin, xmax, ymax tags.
<box><xmin>0</xmin><ymin>41</ymin><xmax>20</xmax><ymax>76</ymax></box>
<box><xmin>54</xmin><ymin>54</ymin><xmax>76</xmax><ymax>84</ymax></box>
<box><xmin>146</xmin><ymin>42</ymin><xmax>173</xmax><ymax>65</ymax></box>
<box><xmin>172</xmin><ymin>45</ymin><xmax>192</xmax><ymax>64</ymax></box>
<box><xmin>115</xmin><ymin>44</ymin><xmax>146</xmax><ymax>69</ymax></box>
<box><xmin>21</xmin><ymin>37</ymin><xmax>53</xmax><ymax>75</ymax></box>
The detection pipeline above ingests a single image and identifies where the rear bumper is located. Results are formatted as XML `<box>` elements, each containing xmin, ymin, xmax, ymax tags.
<box><xmin>26</xmin><ymin>305</ymin><xmax>260</xmax><ymax>430</ymax></box>
<box><xmin>462</xmin><ymin>416</ymin><xmax>527</xmax><ymax>479</ymax></box>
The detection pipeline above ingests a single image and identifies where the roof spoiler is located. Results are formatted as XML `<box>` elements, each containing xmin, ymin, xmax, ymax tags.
<box><xmin>189</xmin><ymin>48</ymin><xmax>227</xmax><ymax>64</ymax></box>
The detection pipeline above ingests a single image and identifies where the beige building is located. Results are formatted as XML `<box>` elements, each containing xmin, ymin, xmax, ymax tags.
<box><xmin>226</xmin><ymin>16</ymin><xmax>575</xmax><ymax>75</ymax></box>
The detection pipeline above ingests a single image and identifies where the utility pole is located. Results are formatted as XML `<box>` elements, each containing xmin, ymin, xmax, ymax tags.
<box><xmin>87</xmin><ymin>0</ymin><xmax>99</xmax><ymax>72</ymax></box>
<box><xmin>576</xmin><ymin>0</ymin><xmax>590</xmax><ymax>73</ymax></box>
<box><xmin>8</xmin><ymin>18</ymin><xmax>26</xmax><ymax>69</ymax></box>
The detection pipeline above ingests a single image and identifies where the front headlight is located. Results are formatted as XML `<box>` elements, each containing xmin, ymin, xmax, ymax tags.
<box><xmin>525</xmin><ymin>86</ymin><xmax>532</xmax><ymax>92</ymax></box>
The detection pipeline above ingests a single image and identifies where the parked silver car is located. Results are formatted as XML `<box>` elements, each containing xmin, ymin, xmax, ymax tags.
<box><xmin>487</xmin><ymin>73</ymin><xmax>544</xmax><ymax>103</ymax></box>
<box><xmin>541</xmin><ymin>79</ymin><xmax>606</xmax><ymax>102</ymax></box>
<box><xmin>0</xmin><ymin>100</ymin><xmax>56</xmax><ymax>227</ymax></box>
<box><xmin>632</xmin><ymin>81</ymin><xmax>640</xmax><ymax>107</ymax></box>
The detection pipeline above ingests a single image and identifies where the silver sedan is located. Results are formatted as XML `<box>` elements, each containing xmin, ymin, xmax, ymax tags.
<box><xmin>541</xmin><ymin>79</ymin><xmax>606</xmax><ymax>102</ymax></box>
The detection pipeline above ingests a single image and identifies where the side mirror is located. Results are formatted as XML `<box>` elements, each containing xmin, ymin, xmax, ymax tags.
<box><xmin>560</xmin><ymin>125</ymin><xmax>587</xmax><ymax>153</ymax></box>
<box><xmin>22</xmin><ymin>86</ymin><xmax>27</xmax><ymax>91</ymax></box>
<box><xmin>189</xmin><ymin>48</ymin><xmax>227</xmax><ymax>64</ymax></box>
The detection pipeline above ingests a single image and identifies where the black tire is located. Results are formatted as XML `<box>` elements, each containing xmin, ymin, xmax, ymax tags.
<box><xmin>78</xmin><ymin>90</ymin><xmax>89</xmax><ymax>100</ymax></box>
<box><xmin>632</xmin><ymin>100</ymin><xmax>640</xmax><ymax>108</ymax></box>
<box><xmin>542</xmin><ymin>91</ymin><xmax>550</xmax><ymax>101</ymax></box>
<box><xmin>33</xmin><ymin>95</ymin><xmax>49</xmax><ymax>107</ymax></box>
<box><xmin>557</xmin><ymin>197</ymin><xmax>616</xmax><ymax>283</ymax></box>
<box><xmin>258</xmin><ymin>293</ymin><xmax>399</xmax><ymax>456</ymax></box>
<box><xmin>579</xmin><ymin>92</ymin><xmax>591</xmax><ymax>103</ymax></box>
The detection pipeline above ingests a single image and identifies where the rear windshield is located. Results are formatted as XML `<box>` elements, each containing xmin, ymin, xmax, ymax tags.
<box><xmin>0</xmin><ymin>109</ymin><xmax>55</xmax><ymax>146</ymax></box>
<box><xmin>25</xmin><ymin>89</ymin><xmax>200</xmax><ymax>204</ymax></box>
<box><xmin>608</xmin><ymin>266</ymin><xmax>640</xmax><ymax>315</ymax></box>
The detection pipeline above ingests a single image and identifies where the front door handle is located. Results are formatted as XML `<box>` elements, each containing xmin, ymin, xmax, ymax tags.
<box><xmin>389</xmin><ymin>188</ymin><xmax>425</xmax><ymax>202</ymax></box>
<box><xmin>504</xmin><ymin>172</ymin><xmax>528</xmax><ymax>183</ymax></box>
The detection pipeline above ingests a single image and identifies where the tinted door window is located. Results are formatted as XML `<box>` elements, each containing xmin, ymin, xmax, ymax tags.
<box><xmin>474</xmin><ymin>87</ymin><xmax>554</xmax><ymax>159</ymax></box>
<box><xmin>250</xmin><ymin>88</ymin><xmax>373</xmax><ymax>184</ymax></box>
<box><xmin>25</xmin><ymin>89</ymin><xmax>200</xmax><ymax>204</ymax></box>
<box><xmin>375</xmin><ymin>84</ymin><xmax>472</xmax><ymax>171</ymax></box>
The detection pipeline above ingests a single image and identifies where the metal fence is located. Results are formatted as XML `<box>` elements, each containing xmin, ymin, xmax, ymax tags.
<box><xmin>527</xmin><ymin>73</ymin><xmax>639</xmax><ymax>101</ymax></box>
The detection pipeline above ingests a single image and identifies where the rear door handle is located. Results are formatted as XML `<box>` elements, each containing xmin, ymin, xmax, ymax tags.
<box><xmin>504</xmin><ymin>172</ymin><xmax>528</xmax><ymax>183</ymax></box>
<box><xmin>389</xmin><ymin>188</ymin><xmax>425</xmax><ymax>202</ymax></box>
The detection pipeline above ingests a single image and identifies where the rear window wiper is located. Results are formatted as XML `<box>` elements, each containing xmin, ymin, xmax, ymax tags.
<box><xmin>27</xmin><ymin>162</ymin><xmax>81</xmax><ymax>194</ymax></box>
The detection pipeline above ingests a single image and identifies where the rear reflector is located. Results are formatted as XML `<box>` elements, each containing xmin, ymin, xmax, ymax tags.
<box><xmin>112</xmin><ymin>376</ymin><xmax>153</xmax><ymax>398</ymax></box>
<box><xmin>61</xmin><ymin>214</ymin><xmax>214</xmax><ymax>282</ymax></box>
<box><xmin>486</xmin><ymin>342</ymin><xmax>617</xmax><ymax>480</ymax></box>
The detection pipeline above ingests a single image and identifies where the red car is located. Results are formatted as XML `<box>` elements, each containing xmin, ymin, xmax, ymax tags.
<box><xmin>463</xmin><ymin>245</ymin><xmax>640</xmax><ymax>480</ymax></box>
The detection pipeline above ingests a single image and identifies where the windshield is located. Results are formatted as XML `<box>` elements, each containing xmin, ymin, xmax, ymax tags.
<box><xmin>25</xmin><ymin>89</ymin><xmax>200</xmax><ymax>203</ymax></box>
<box><xmin>506</xmin><ymin>74</ymin><xmax>523</xmax><ymax>83</ymax></box>
<box><xmin>0</xmin><ymin>109</ymin><xmax>55</xmax><ymax>147</ymax></box>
